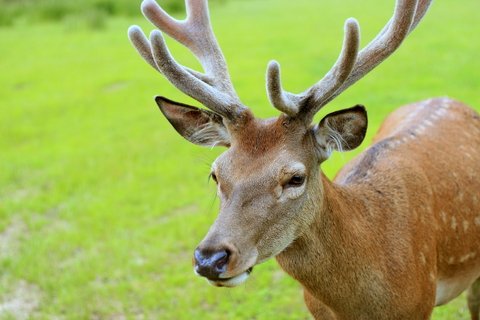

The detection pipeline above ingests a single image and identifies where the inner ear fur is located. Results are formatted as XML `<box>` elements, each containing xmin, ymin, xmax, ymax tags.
<box><xmin>156</xmin><ymin>96</ymin><xmax>231</xmax><ymax>147</ymax></box>
<box><xmin>315</xmin><ymin>105</ymin><xmax>368</xmax><ymax>152</ymax></box>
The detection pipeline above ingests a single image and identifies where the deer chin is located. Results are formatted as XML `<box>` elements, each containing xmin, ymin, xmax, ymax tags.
<box><xmin>207</xmin><ymin>267</ymin><xmax>254</xmax><ymax>288</ymax></box>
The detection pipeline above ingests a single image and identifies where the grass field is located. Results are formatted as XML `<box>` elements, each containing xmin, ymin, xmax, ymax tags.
<box><xmin>1</xmin><ymin>0</ymin><xmax>479</xmax><ymax>318</ymax></box>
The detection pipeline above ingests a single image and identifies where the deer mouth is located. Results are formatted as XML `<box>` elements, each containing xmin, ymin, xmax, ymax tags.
<box><xmin>208</xmin><ymin>267</ymin><xmax>254</xmax><ymax>287</ymax></box>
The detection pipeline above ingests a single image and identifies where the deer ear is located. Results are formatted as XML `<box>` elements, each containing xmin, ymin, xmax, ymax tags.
<box><xmin>313</xmin><ymin>105</ymin><xmax>367</xmax><ymax>155</ymax></box>
<box><xmin>156</xmin><ymin>96</ymin><xmax>231</xmax><ymax>147</ymax></box>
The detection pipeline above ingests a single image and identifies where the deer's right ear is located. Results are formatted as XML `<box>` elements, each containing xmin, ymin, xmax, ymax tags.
<box><xmin>156</xmin><ymin>96</ymin><xmax>231</xmax><ymax>147</ymax></box>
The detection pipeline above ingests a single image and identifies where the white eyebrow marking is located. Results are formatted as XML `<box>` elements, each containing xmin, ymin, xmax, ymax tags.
<box><xmin>288</xmin><ymin>163</ymin><xmax>306</xmax><ymax>173</ymax></box>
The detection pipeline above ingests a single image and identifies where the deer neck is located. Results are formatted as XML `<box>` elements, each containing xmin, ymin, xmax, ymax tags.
<box><xmin>276</xmin><ymin>172</ymin><xmax>380</xmax><ymax>310</ymax></box>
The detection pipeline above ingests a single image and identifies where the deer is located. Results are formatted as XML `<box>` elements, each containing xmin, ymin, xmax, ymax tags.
<box><xmin>128</xmin><ymin>0</ymin><xmax>480</xmax><ymax>318</ymax></box>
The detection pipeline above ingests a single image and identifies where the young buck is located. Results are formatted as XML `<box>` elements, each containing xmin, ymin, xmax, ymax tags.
<box><xmin>129</xmin><ymin>0</ymin><xmax>480</xmax><ymax>318</ymax></box>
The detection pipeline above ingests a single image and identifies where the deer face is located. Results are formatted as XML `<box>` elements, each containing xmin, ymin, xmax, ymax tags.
<box><xmin>128</xmin><ymin>0</ymin><xmax>424</xmax><ymax>287</ymax></box>
<box><xmin>199</xmin><ymin>117</ymin><xmax>319</xmax><ymax>287</ymax></box>
<box><xmin>157</xmin><ymin>97</ymin><xmax>367</xmax><ymax>287</ymax></box>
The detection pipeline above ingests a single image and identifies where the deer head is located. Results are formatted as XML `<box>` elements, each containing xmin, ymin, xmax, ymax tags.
<box><xmin>128</xmin><ymin>0</ymin><xmax>431</xmax><ymax>287</ymax></box>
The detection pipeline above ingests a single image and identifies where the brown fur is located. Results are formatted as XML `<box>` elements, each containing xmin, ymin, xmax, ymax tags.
<box><xmin>273</xmin><ymin>97</ymin><xmax>480</xmax><ymax>319</ymax></box>
<box><xmin>158</xmin><ymin>92</ymin><xmax>480</xmax><ymax>318</ymax></box>
<box><xmin>129</xmin><ymin>0</ymin><xmax>477</xmax><ymax>317</ymax></box>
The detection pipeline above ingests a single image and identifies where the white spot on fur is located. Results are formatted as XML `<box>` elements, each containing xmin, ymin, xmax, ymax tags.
<box><xmin>451</xmin><ymin>216</ymin><xmax>457</xmax><ymax>230</ymax></box>
<box><xmin>459</xmin><ymin>252</ymin><xmax>476</xmax><ymax>263</ymax></box>
<box><xmin>448</xmin><ymin>257</ymin><xmax>455</xmax><ymax>264</ymax></box>
<box><xmin>440</xmin><ymin>97</ymin><xmax>453</xmax><ymax>105</ymax></box>
<box><xmin>416</xmin><ymin>124</ymin><xmax>427</xmax><ymax>133</ymax></box>
<box><xmin>420</xmin><ymin>213</ymin><xmax>426</xmax><ymax>224</ymax></box>
<box><xmin>463</xmin><ymin>220</ymin><xmax>469</xmax><ymax>232</ymax></box>
<box><xmin>419</xmin><ymin>252</ymin><xmax>427</xmax><ymax>265</ymax></box>
<box><xmin>440</xmin><ymin>211</ymin><xmax>447</xmax><ymax>223</ymax></box>
<box><xmin>436</xmin><ymin>108</ymin><xmax>448</xmax><ymax>117</ymax></box>
<box><xmin>424</xmin><ymin>120</ymin><xmax>433</xmax><ymax>127</ymax></box>
<box><xmin>475</xmin><ymin>217</ymin><xmax>480</xmax><ymax>226</ymax></box>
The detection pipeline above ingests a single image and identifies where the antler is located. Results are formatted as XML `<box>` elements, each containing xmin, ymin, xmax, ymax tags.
<box><xmin>128</xmin><ymin>0</ymin><xmax>247</xmax><ymax>121</ymax></box>
<box><xmin>267</xmin><ymin>0</ymin><xmax>433</xmax><ymax>120</ymax></box>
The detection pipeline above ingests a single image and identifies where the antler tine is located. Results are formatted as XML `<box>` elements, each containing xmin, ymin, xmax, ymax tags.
<box><xmin>266</xmin><ymin>18</ymin><xmax>360</xmax><ymax>117</ymax></box>
<box><xmin>128</xmin><ymin>25</ymin><xmax>158</xmax><ymax>70</ymax></box>
<box><xmin>265</xmin><ymin>61</ymin><xmax>301</xmax><ymax>116</ymax></box>
<box><xmin>128</xmin><ymin>0</ymin><xmax>247</xmax><ymax>121</ymax></box>
<box><xmin>128</xmin><ymin>26</ymin><xmax>211</xmax><ymax>82</ymax></box>
<box><xmin>267</xmin><ymin>0</ymin><xmax>432</xmax><ymax>121</ymax></box>
<box><xmin>410</xmin><ymin>0</ymin><xmax>433</xmax><ymax>31</ymax></box>
<box><xmin>318</xmin><ymin>0</ymin><xmax>432</xmax><ymax>109</ymax></box>
<box><xmin>370</xmin><ymin>0</ymin><xmax>431</xmax><ymax>46</ymax></box>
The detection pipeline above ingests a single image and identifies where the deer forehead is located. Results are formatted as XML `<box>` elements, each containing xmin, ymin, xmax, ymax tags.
<box><xmin>228</xmin><ymin>115</ymin><xmax>310</xmax><ymax>153</ymax></box>
<box><xmin>213</xmin><ymin>117</ymin><xmax>312</xmax><ymax>178</ymax></box>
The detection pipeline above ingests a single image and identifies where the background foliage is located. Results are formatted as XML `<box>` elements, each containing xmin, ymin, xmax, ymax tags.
<box><xmin>0</xmin><ymin>0</ymin><xmax>225</xmax><ymax>28</ymax></box>
<box><xmin>0</xmin><ymin>0</ymin><xmax>479</xmax><ymax>318</ymax></box>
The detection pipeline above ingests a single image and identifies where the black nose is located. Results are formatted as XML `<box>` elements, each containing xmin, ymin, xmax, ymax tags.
<box><xmin>194</xmin><ymin>248</ymin><xmax>230</xmax><ymax>280</ymax></box>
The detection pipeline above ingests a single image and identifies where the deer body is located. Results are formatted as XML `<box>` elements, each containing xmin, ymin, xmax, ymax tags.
<box><xmin>128</xmin><ymin>0</ymin><xmax>480</xmax><ymax>318</ymax></box>
<box><xmin>277</xmin><ymin>97</ymin><xmax>480</xmax><ymax>319</ymax></box>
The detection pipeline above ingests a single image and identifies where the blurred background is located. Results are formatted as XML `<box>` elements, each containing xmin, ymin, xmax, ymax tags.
<box><xmin>0</xmin><ymin>0</ymin><xmax>479</xmax><ymax>318</ymax></box>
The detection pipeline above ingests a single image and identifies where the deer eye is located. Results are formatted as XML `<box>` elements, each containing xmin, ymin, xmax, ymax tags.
<box><xmin>209</xmin><ymin>172</ymin><xmax>218</xmax><ymax>183</ymax></box>
<box><xmin>285</xmin><ymin>175</ymin><xmax>305</xmax><ymax>188</ymax></box>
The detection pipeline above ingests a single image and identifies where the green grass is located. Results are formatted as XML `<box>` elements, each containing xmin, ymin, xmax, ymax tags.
<box><xmin>0</xmin><ymin>0</ymin><xmax>226</xmax><ymax>29</ymax></box>
<box><xmin>0</xmin><ymin>0</ymin><xmax>479</xmax><ymax>318</ymax></box>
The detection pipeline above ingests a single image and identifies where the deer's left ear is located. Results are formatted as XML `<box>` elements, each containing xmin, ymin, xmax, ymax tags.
<box><xmin>156</xmin><ymin>96</ymin><xmax>231</xmax><ymax>147</ymax></box>
<box><xmin>313</xmin><ymin>105</ymin><xmax>367</xmax><ymax>154</ymax></box>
